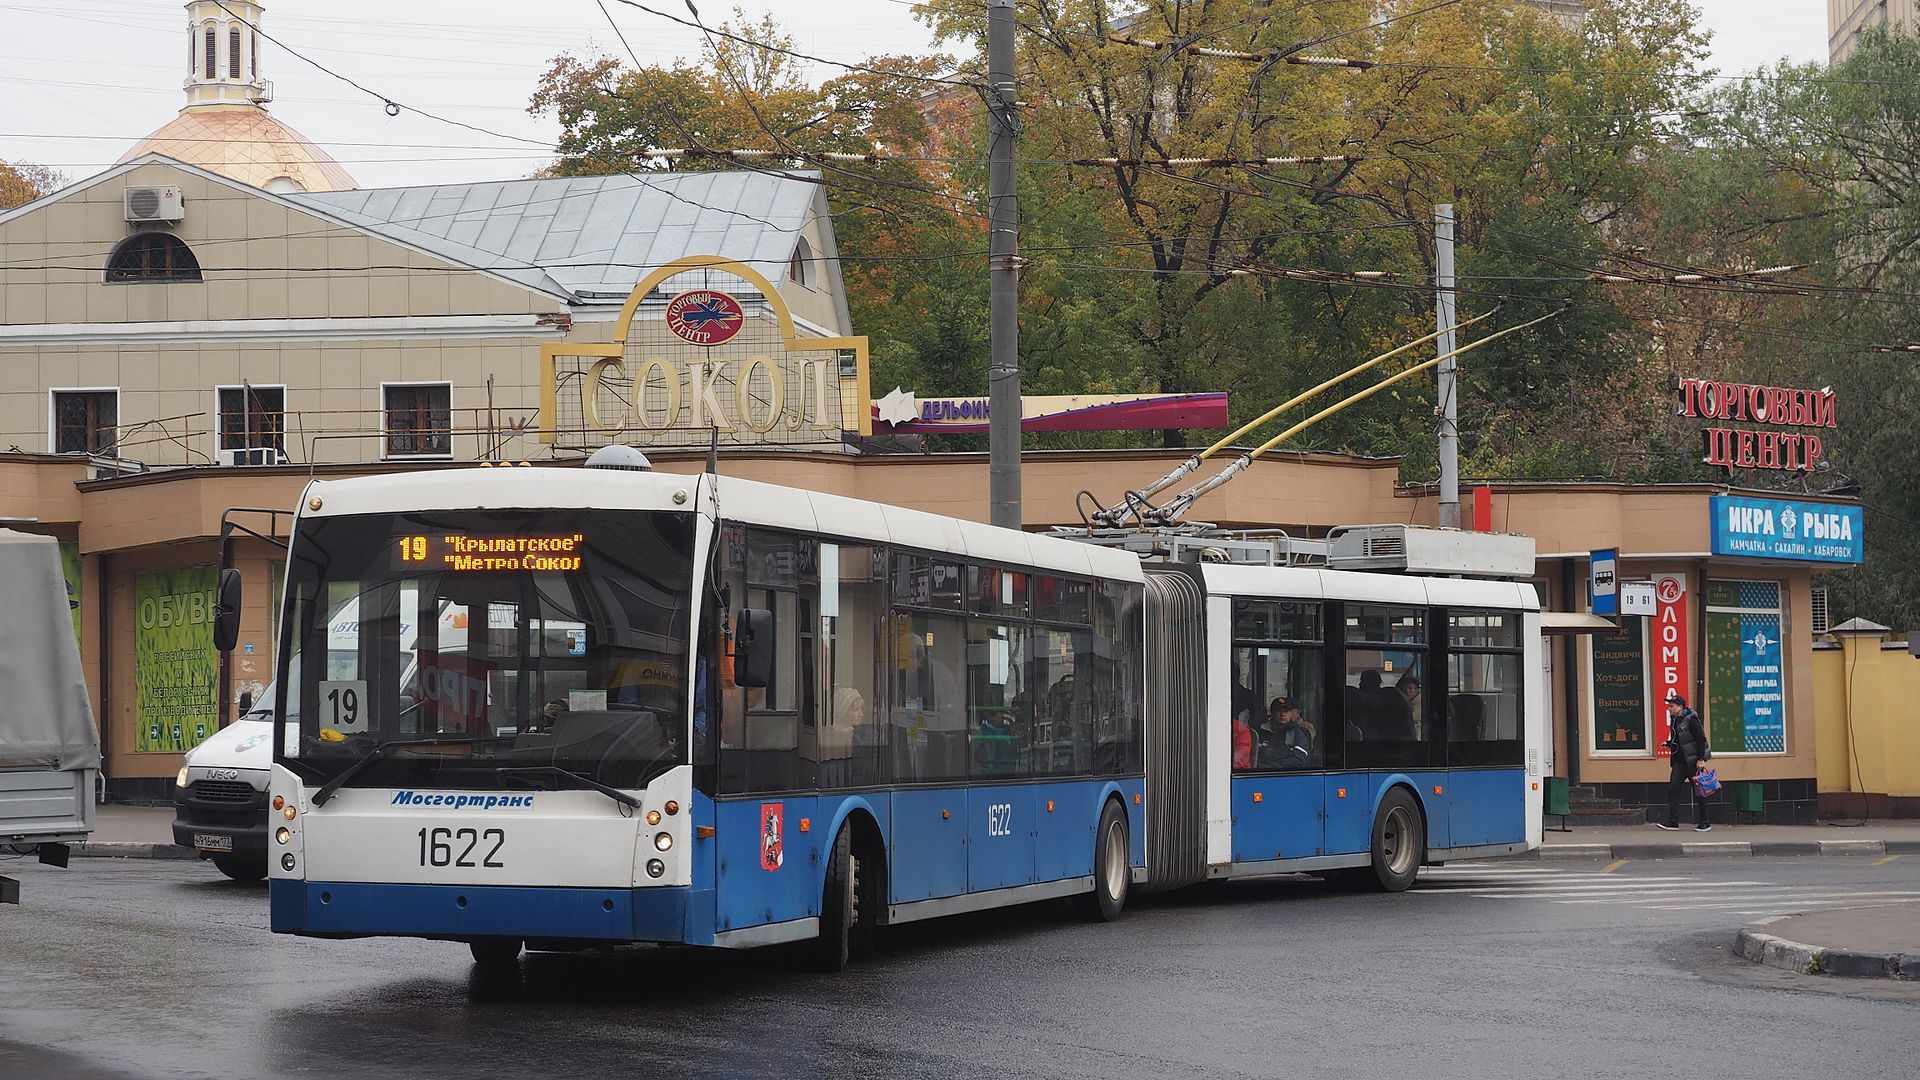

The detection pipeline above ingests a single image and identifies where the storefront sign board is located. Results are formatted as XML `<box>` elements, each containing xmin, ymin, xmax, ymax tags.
<box><xmin>1710</xmin><ymin>495</ymin><xmax>1863</xmax><ymax>564</ymax></box>
<box><xmin>134</xmin><ymin>567</ymin><xmax>218</xmax><ymax>753</ymax></box>
<box><xmin>1650</xmin><ymin>573</ymin><xmax>1689</xmax><ymax>757</ymax></box>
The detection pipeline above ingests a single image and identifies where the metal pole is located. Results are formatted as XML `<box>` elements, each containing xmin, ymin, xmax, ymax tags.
<box><xmin>987</xmin><ymin>0</ymin><xmax>1022</xmax><ymax>529</ymax></box>
<box><xmin>1435</xmin><ymin>204</ymin><xmax>1460</xmax><ymax>530</ymax></box>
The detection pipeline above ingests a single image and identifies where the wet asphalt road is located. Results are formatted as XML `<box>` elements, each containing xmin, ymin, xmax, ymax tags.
<box><xmin>2</xmin><ymin>855</ymin><xmax>1917</xmax><ymax>1080</ymax></box>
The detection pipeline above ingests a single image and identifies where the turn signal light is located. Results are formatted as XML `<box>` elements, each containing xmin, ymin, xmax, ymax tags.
<box><xmin>799</xmin><ymin>818</ymin><xmax>811</xmax><ymax>833</ymax></box>
<box><xmin>696</xmin><ymin>825</ymin><xmax>716</xmax><ymax>839</ymax></box>
<box><xmin>281</xmin><ymin>806</ymin><xmax>296</xmax><ymax>821</ymax></box>
<box><xmin>272</xmin><ymin>795</ymin><xmax>284</xmax><ymax>811</ymax></box>
<box><xmin>1253</xmin><ymin>792</ymin><xmax>1264</xmax><ymax>803</ymax></box>
<box><xmin>664</xmin><ymin>800</ymin><xmax>679</xmax><ymax>815</ymax></box>
<box><xmin>1433</xmin><ymin>786</ymin><xmax>1444</xmax><ymax>796</ymax></box>
<box><xmin>646</xmin><ymin>810</ymin><xmax>661</xmax><ymax>826</ymax></box>
<box><xmin>1337</xmin><ymin>788</ymin><xmax>1348</xmax><ymax>799</ymax></box>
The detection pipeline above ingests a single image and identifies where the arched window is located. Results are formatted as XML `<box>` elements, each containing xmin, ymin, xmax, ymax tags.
<box><xmin>203</xmin><ymin>25</ymin><xmax>216</xmax><ymax>79</ymax></box>
<box><xmin>229</xmin><ymin>25</ymin><xmax>241</xmax><ymax>78</ymax></box>
<box><xmin>251</xmin><ymin>31</ymin><xmax>259</xmax><ymax>79</ymax></box>
<box><xmin>106</xmin><ymin>233</ymin><xmax>203</xmax><ymax>283</ymax></box>
<box><xmin>788</xmin><ymin>236</ymin><xmax>814</xmax><ymax>288</ymax></box>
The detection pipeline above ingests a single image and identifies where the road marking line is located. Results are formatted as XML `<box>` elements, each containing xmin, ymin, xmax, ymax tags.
<box><xmin>1602</xmin><ymin>859</ymin><xmax>1628</xmax><ymax>874</ymax></box>
<box><xmin>1448</xmin><ymin>880</ymin><xmax>1763</xmax><ymax>894</ymax></box>
<box><xmin>1873</xmin><ymin>854</ymin><xmax>1902</xmax><ymax>867</ymax></box>
<box><xmin>1647</xmin><ymin>894</ymin><xmax>1920</xmax><ymax>911</ymax></box>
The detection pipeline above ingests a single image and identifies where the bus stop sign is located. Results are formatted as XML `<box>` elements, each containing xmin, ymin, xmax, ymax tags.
<box><xmin>1591</xmin><ymin>549</ymin><xmax>1619</xmax><ymax>616</ymax></box>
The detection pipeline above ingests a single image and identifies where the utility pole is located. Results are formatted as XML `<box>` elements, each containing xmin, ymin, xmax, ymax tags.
<box><xmin>1435</xmin><ymin>203</ymin><xmax>1460</xmax><ymax>530</ymax></box>
<box><xmin>987</xmin><ymin>0</ymin><xmax>1022</xmax><ymax>529</ymax></box>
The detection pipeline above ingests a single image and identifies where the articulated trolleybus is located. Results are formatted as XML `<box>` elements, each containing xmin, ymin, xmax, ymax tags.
<box><xmin>239</xmin><ymin>458</ymin><xmax>1542</xmax><ymax>969</ymax></box>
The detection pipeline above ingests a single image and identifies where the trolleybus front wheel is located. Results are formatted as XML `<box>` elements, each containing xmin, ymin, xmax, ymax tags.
<box><xmin>1073</xmin><ymin>798</ymin><xmax>1130</xmax><ymax>922</ymax></box>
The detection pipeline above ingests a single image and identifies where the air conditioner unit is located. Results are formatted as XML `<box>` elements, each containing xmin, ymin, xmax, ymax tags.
<box><xmin>1326</xmin><ymin>524</ymin><xmax>1536</xmax><ymax>578</ymax></box>
<box><xmin>124</xmin><ymin>186</ymin><xmax>185</xmax><ymax>224</ymax></box>
<box><xmin>219</xmin><ymin>446</ymin><xmax>285</xmax><ymax>466</ymax></box>
<box><xmin>1810</xmin><ymin>587</ymin><xmax>1830</xmax><ymax>635</ymax></box>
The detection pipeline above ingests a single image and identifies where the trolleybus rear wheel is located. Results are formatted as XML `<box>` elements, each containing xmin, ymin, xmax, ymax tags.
<box><xmin>809</xmin><ymin>827</ymin><xmax>858</xmax><ymax>972</ymax></box>
<box><xmin>1365</xmin><ymin>787</ymin><xmax>1425</xmax><ymax>893</ymax></box>
<box><xmin>1073</xmin><ymin>798</ymin><xmax>1130</xmax><ymax>922</ymax></box>
<box><xmin>468</xmin><ymin>939</ymin><xmax>522</xmax><ymax>968</ymax></box>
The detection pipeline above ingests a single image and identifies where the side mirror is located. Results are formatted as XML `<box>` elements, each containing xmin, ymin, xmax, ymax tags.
<box><xmin>212</xmin><ymin>568</ymin><xmax>242</xmax><ymax>653</ymax></box>
<box><xmin>238</xmin><ymin>690</ymin><xmax>253</xmax><ymax>714</ymax></box>
<box><xmin>733</xmin><ymin>608</ymin><xmax>775</xmax><ymax>689</ymax></box>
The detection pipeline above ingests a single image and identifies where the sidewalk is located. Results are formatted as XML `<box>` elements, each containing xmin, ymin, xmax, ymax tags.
<box><xmin>70</xmin><ymin>803</ymin><xmax>194</xmax><ymax>860</ymax></box>
<box><xmin>1736</xmin><ymin>908</ymin><xmax>1920</xmax><ymax>980</ymax></box>
<box><xmin>1537</xmin><ymin>822</ymin><xmax>1920</xmax><ymax>860</ymax></box>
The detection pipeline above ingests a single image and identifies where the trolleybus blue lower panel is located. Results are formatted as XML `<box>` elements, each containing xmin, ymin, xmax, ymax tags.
<box><xmin>271</xmin><ymin>879</ymin><xmax>701</xmax><ymax>942</ymax></box>
<box><xmin>1230</xmin><ymin>768</ymin><xmax>1525</xmax><ymax>866</ymax></box>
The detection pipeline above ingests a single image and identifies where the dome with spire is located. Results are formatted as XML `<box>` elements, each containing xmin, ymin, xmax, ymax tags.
<box><xmin>118</xmin><ymin>0</ymin><xmax>355</xmax><ymax>194</ymax></box>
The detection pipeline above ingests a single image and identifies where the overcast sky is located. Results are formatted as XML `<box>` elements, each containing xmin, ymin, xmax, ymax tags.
<box><xmin>3</xmin><ymin>0</ymin><xmax>1829</xmax><ymax>191</ymax></box>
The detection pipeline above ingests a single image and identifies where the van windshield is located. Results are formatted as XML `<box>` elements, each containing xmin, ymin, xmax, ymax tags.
<box><xmin>277</xmin><ymin>509</ymin><xmax>696</xmax><ymax>794</ymax></box>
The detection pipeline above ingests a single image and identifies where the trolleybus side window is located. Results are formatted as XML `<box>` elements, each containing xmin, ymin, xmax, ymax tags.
<box><xmin>1445</xmin><ymin>610</ymin><xmax>1524</xmax><ymax>767</ymax></box>
<box><xmin>819</xmin><ymin>543</ymin><xmax>887</xmax><ymax>789</ymax></box>
<box><xmin>717</xmin><ymin>527</ymin><xmax>819</xmax><ymax>794</ymax></box>
<box><xmin>1343</xmin><ymin>603</ymin><xmax>1430</xmax><ymax>769</ymax></box>
<box><xmin>1100</xmin><ymin>580</ymin><xmax>1145</xmax><ymax>774</ymax></box>
<box><xmin>1231</xmin><ymin>600</ymin><xmax>1325</xmax><ymax>772</ymax></box>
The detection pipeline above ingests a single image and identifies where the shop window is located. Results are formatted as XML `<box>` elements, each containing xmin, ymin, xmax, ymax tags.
<box><xmin>1703</xmin><ymin>580</ymin><xmax>1785</xmax><ymax>753</ymax></box>
<box><xmin>216</xmin><ymin>385</ymin><xmax>285</xmax><ymax>460</ymax></box>
<box><xmin>1589</xmin><ymin>620</ymin><xmax>1650</xmax><ymax>752</ymax></box>
<box><xmin>106</xmin><ymin>233</ymin><xmax>202</xmax><ymax>283</ymax></box>
<box><xmin>382</xmin><ymin>383</ymin><xmax>452</xmax><ymax>458</ymax></box>
<box><xmin>51</xmin><ymin>389</ymin><xmax>117</xmax><ymax>454</ymax></box>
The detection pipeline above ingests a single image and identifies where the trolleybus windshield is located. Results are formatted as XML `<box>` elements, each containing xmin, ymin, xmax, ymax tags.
<box><xmin>276</xmin><ymin>508</ymin><xmax>696</xmax><ymax>795</ymax></box>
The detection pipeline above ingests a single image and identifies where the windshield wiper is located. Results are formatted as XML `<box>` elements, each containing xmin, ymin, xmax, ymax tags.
<box><xmin>309</xmin><ymin>737</ymin><xmax>500</xmax><ymax>807</ymax></box>
<box><xmin>492</xmin><ymin>766</ymin><xmax>642</xmax><ymax>810</ymax></box>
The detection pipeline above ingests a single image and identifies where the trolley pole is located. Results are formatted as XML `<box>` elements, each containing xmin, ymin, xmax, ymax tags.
<box><xmin>1435</xmin><ymin>204</ymin><xmax>1460</xmax><ymax>530</ymax></box>
<box><xmin>987</xmin><ymin>0</ymin><xmax>1022</xmax><ymax>529</ymax></box>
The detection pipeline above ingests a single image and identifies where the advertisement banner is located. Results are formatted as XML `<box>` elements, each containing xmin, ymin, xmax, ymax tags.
<box><xmin>1709</xmin><ymin>495</ymin><xmax>1863</xmax><ymax>564</ymax></box>
<box><xmin>1649</xmin><ymin>574</ymin><xmax>1689</xmax><ymax>757</ymax></box>
<box><xmin>1590</xmin><ymin>620</ymin><xmax>1647</xmax><ymax>751</ymax></box>
<box><xmin>1704</xmin><ymin>581</ymin><xmax>1786</xmax><ymax>754</ymax></box>
<box><xmin>135</xmin><ymin>567</ymin><xmax>219</xmax><ymax>753</ymax></box>
<box><xmin>58</xmin><ymin>540</ymin><xmax>82</xmax><ymax>650</ymax></box>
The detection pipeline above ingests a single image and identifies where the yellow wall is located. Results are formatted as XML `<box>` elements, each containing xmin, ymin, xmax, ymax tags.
<box><xmin>1814</xmin><ymin>633</ymin><xmax>1920</xmax><ymax>796</ymax></box>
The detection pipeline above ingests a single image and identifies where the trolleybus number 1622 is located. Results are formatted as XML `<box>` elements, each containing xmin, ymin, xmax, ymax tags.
<box><xmin>418</xmin><ymin>827</ymin><xmax>506</xmax><ymax>868</ymax></box>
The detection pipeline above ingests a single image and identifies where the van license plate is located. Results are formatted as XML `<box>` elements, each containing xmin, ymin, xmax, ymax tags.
<box><xmin>193</xmin><ymin>834</ymin><xmax>233</xmax><ymax>853</ymax></box>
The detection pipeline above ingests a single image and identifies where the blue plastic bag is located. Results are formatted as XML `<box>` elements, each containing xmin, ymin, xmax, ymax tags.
<box><xmin>1693</xmin><ymin>768</ymin><xmax>1720</xmax><ymax>798</ymax></box>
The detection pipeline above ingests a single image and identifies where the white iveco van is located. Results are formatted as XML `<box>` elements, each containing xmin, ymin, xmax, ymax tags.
<box><xmin>172</xmin><ymin>686</ymin><xmax>275</xmax><ymax>880</ymax></box>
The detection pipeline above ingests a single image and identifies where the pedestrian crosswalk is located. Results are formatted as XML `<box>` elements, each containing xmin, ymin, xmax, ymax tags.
<box><xmin>1413</xmin><ymin>864</ymin><xmax>1920</xmax><ymax>917</ymax></box>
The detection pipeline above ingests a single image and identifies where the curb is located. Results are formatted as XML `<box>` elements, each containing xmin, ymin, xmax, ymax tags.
<box><xmin>1734</xmin><ymin>918</ymin><xmax>1917</xmax><ymax>980</ymax></box>
<box><xmin>69</xmin><ymin>842</ymin><xmax>197</xmax><ymax>860</ymax></box>
<box><xmin>1537</xmin><ymin>838</ymin><xmax>1913</xmax><ymax>860</ymax></box>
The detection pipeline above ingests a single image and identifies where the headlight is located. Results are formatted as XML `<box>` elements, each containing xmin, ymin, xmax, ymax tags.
<box><xmin>646</xmin><ymin>858</ymin><xmax>665</xmax><ymax>878</ymax></box>
<box><xmin>175</xmin><ymin>767</ymin><xmax>189</xmax><ymax>788</ymax></box>
<box><xmin>653</xmin><ymin>832</ymin><xmax>673</xmax><ymax>852</ymax></box>
<box><xmin>275</xmin><ymin>827</ymin><xmax>291</xmax><ymax>845</ymax></box>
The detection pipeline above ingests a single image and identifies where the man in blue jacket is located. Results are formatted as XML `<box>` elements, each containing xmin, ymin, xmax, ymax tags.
<box><xmin>1656</xmin><ymin>692</ymin><xmax>1712</xmax><ymax>832</ymax></box>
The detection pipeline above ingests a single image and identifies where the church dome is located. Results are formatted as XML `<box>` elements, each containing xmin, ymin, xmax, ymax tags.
<box><xmin>119</xmin><ymin>105</ymin><xmax>356</xmax><ymax>194</ymax></box>
<box><xmin>119</xmin><ymin>1</ymin><xmax>355</xmax><ymax>194</ymax></box>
